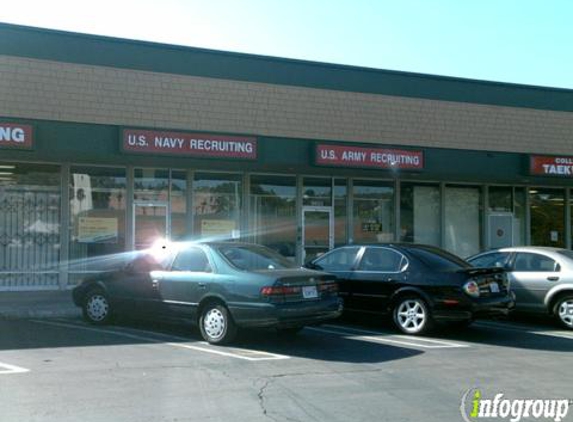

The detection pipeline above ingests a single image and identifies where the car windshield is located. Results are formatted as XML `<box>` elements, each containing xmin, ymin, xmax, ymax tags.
<box><xmin>217</xmin><ymin>244</ymin><xmax>297</xmax><ymax>271</ymax></box>
<box><xmin>407</xmin><ymin>246</ymin><xmax>471</xmax><ymax>271</ymax></box>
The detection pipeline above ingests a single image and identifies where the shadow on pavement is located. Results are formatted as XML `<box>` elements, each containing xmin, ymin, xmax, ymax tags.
<box><xmin>0</xmin><ymin>316</ymin><xmax>424</xmax><ymax>364</ymax></box>
<box><xmin>339</xmin><ymin>313</ymin><xmax>573</xmax><ymax>353</ymax></box>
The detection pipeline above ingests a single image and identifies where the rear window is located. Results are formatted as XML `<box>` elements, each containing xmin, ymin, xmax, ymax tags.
<box><xmin>407</xmin><ymin>246</ymin><xmax>471</xmax><ymax>271</ymax></box>
<box><xmin>217</xmin><ymin>245</ymin><xmax>297</xmax><ymax>271</ymax></box>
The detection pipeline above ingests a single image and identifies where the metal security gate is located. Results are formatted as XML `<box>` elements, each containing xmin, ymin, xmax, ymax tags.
<box><xmin>0</xmin><ymin>188</ymin><xmax>61</xmax><ymax>290</ymax></box>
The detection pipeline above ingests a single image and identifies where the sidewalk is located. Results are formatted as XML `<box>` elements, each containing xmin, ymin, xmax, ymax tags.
<box><xmin>0</xmin><ymin>290</ymin><xmax>81</xmax><ymax>320</ymax></box>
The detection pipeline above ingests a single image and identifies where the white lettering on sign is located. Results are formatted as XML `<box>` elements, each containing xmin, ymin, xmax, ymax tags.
<box><xmin>154</xmin><ymin>137</ymin><xmax>185</xmax><ymax>149</ymax></box>
<box><xmin>0</xmin><ymin>127</ymin><xmax>25</xmax><ymax>143</ymax></box>
<box><xmin>542</xmin><ymin>164</ymin><xmax>573</xmax><ymax>175</ymax></box>
<box><xmin>342</xmin><ymin>151</ymin><xmax>366</xmax><ymax>161</ymax></box>
<box><xmin>189</xmin><ymin>139</ymin><xmax>254</xmax><ymax>154</ymax></box>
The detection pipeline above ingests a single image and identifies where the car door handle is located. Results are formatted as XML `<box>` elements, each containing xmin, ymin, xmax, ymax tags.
<box><xmin>198</xmin><ymin>283</ymin><xmax>206</xmax><ymax>288</ymax></box>
<box><xmin>547</xmin><ymin>276</ymin><xmax>559</xmax><ymax>282</ymax></box>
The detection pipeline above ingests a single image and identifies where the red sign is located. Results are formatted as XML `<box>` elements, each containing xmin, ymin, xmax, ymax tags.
<box><xmin>530</xmin><ymin>155</ymin><xmax>573</xmax><ymax>177</ymax></box>
<box><xmin>316</xmin><ymin>144</ymin><xmax>424</xmax><ymax>170</ymax></box>
<box><xmin>0</xmin><ymin>123</ymin><xmax>33</xmax><ymax>149</ymax></box>
<box><xmin>123</xmin><ymin>129</ymin><xmax>257</xmax><ymax>160</ymax></box>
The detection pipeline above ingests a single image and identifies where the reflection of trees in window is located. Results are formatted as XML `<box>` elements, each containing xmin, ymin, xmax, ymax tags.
<box><xmin>194</xmin><ymin>182</ymin><xmax>240</xmax><ymax>216</ymax></box>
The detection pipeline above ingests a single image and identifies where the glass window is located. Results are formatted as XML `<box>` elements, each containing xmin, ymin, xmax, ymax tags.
<box><xmin>400</xmin><ymin>183</ymin><xmax>440</xmax><ymax>246</ymax></box>
<box><xmin>217</xmin><ymin>244</ymin><xmax>297</xmax><ymax>271</ymax></box>
<box><xmin>303</xmin><ymin>177</ymin><xmax>332</xmax><ymax>207</ymax></box>
<box><xmin>407</xmin><ymin>245</ymin><xmax>471</xmax><ymax>271</ymax></box>
<box><xmin>334</xmin><ymin>179</ymin><xmax>347</xmax><ymax>247</ymax></box>
<box><xmin>358</xmin><ymin>247</ymin><xmax>405</xmax><ymax>272</ymax></box>
<box><xmin>194</xmin><ymin>173</ymin><xmax>242</xmax><ymax>241</ymax></box>
<box><xmin>0</xmin><ymin>163</ymin><xmax>61</xmax><ymax>289</ymax></box>
<box><xmin>249</xmin><ymin>175</ymin><xmax>296</xmax><ymax>258</ymax></box>
<box><xmin>514</xmin><ymin>253</ymin><xmax>559</xmax><ymax>272</ymax></box>
<box><xmin>469</xmin><ymin>252</ymin><xmax>511</xmax><ymax>268</ymax></box>
<box><xmin>69</xmin><ymin>166</ymin><xmax>126</xmax><ymax>274</ymax></box>
<box><xmin>489</xmin><ymin>187</ymin><xmax>513</xmax><ymax>212</ymax></box>
<box><xmin>172</xmin><ymin>247</ymin><xmax>211</xmax><ymax>272</ymax></box>
<box><xmin>353</xmin><ymin>180</ymin><xmax>394</xmax><ymax>243</ymax></box>
<box><xmin>445</xmin><ymin>186</ymin><xmax>482</xmax><ymax>258</ymax></box>
<box><xmin>315</xmin><ymin>246</ymin><xmax>360</xmax><ymax>271</ymax></box>
<box><xmin>514</xmin><ymin>188</ymin><xmax>526</xmax><ymax>246</ymax></box>
<box><xmin>134</xmin><ymin>168</ymin><xmax>169</xmax><ymax>202</ymax></box>
<box><xmin>170</xmin><ymin>171</ymin><xmax>187</xmax><ymax>241</ymax></box>
<box><xmin>530</xmin><ymin>188</ymin><xmax>565</xmax><ymax>247</ymax></box>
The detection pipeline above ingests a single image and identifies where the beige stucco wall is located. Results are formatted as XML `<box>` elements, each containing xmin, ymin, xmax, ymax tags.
<box><xmin>0</xmin><ymin>55</ymin><xmax>572</xmax><ymax>155</ymax></box>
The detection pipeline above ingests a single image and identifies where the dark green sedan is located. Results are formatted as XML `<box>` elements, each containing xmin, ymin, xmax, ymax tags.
<box><xmin>72</xmin><ymin>242</ymin><xmax>342</xmax><ymax>344</ymax></box>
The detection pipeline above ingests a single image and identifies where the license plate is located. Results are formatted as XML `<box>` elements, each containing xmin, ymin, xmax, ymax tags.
<box><xmin>302</xmin><ymin>286</ymin><xmax>318</xmax><ymax>299</ymax></box>
<box><xmin>489</xmin><ymin>282</ymin><xmax>500</xmax><ymax>293</ymax></box>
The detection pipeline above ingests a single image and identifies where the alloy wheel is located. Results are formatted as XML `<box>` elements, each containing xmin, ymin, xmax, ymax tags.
<box><xmin>558</xmin><ymin>299</ymin><xmax>573</xmax><ymax>328</ymax></box>
<box><xmin>395</xmin><ymin>299</ymin><xmax>427</xmax><ymax>334</ymax></box>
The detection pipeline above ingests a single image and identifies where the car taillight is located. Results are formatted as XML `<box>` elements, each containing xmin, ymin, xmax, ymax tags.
<box><xmin>260</xmin><ymin>286</ymin><xmax>302</xmax><ymax>296</ymax></box>
<box><xmin>463</xmin><ymin>280</ymin><xmax>480</xmax><ymax>298</ymax></box>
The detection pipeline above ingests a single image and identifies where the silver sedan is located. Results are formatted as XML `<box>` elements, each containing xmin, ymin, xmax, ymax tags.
<box><xmin>468</xmin><ymin>247</ymin><xmax>573</xmax><ymax>329</ymax></box>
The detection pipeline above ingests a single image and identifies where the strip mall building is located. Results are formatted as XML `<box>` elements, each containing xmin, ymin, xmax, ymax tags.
<box><xmin>1</xmin><ymin>23</ymin><xmax>573</xmax><ymax>291</ymax></box>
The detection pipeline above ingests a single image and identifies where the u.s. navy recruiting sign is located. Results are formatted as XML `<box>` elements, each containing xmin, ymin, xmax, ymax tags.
<box><xmin>123</xmin><ymin>129</ymin><xmax>257</xmax><ymax>159</ymax></box>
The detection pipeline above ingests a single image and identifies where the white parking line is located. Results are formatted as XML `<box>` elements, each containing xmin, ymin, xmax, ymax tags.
<box><xmin>0</xmin><ymin>362</ymin><xmax>29</xmax><ymax>375</ymax></box>
<box><xmin>31</xmin><ymin>320</ymin><xmax>289</xmax><ymax>361</ymax></box>
<box><xmin>309</xmin><ymin>325</ymin><xmax>469</xmax><ymax>349</ymax></box>
<box><xmin>475</xmin><ymin>321</ymin><xmax>573</xmax><ymax>340</ymax></box>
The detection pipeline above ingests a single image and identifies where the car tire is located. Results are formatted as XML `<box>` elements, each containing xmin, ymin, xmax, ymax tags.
<box><xmin>199</xmin><ymin>303</ymin><xmax>237</xmax><ymax>344</ymax></box>
<box><xmin>392</xmin><ymin>296</ymin><xmax>433</xmax><ymax>335</ymax></box>
<box><xmin>553</xmin><ymin>295</ymin><xmax>573</xmax><ymax>330</ymax></box>
<box><xmin>82</xmin><ymin>288</ymin><xmax>113</xmax><ymax>325</ymax></box>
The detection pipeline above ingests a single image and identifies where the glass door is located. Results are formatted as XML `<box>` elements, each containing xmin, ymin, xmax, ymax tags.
<box><xmin>302</xmin><ymin>206</ymin><xmax>333</xmax><ymax>263</ymax></box>
<box><xmin>133</xmin><ymin>202</ymin><xmax>169</xmax><ymax>250</ymax></box>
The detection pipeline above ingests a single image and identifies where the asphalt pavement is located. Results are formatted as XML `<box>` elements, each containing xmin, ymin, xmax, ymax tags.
<box><xmin>0</xmin><ymin>314</ymin><xmax>571</xmax><ymax>422</ymax></box>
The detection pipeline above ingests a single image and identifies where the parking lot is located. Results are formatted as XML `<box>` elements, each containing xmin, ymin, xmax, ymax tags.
<box><xmin>1</xmin><ymin>315</ymin><xmax>571</xmax><ymax>422</ymax></box>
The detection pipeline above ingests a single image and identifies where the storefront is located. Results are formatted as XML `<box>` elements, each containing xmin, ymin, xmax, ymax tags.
<box><xmin>1</xmin><ymin>23</ymin><xmax>573</xmax><ymax>290</ymax></box>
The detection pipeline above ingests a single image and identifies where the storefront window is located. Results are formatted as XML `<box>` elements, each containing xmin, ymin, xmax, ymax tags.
<box><xmin>0</xmin><ymin>163</ymin><xmax>61</xmax><ymax>289</ymax></box>
<box><xmin>250</xmin><ymin>175</ymin><xmax>296</xmax><ymax>258</ymax></box>
<box><xmin>530</xmin><ymin>188</ymin><xmax>565</xmax><ymax>247</ymax></box>
<box><xmin>170</xmin><ymin>171</ymin><xmax>187</xmax><ymax>240</ymax></box>
<box><xmin>513</xmin><ymin>188</ymin><xmax>526</xmax><ymax>246</ymax></box>
<box><xmin>400</xmin><ymin>183</ymin><xmax>440</xmax><ymax>246</ymax></box>
<box><xmin>134</xmin><ymin>168</ymin><xmax>169</xmax><ymax>202</ymax></box>
<box><xmin>303</xmin><ymin>177</ymin><xmax>332</xmax><ymax>207</ymax></box>
<box><xmin>445</xmin><ymin>186</ymin><xmax>481</xmax><ymax>258</ymax></box>
<box><xmin>69</xmin><ymin>166</ymin><xmax>126</xmax><ymax>275</ymax></box>
<box><xmin>352</xmin><ymin>180</ymin><xmax>394</xmax><ymax>243</ymax></box>
<box><xmin>193</xmin><ymin>173</ymin><xmax>242</xmax><ymax>241</ymax></box>
<box><xmin>334</xmin><ymin>179</ymin><xmax>347</xmax><ymax>246</ymax></box>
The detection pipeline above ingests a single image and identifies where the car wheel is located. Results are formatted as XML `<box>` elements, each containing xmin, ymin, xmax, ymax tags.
<box><xmin>199</xmin><ymin>303</ymin><xmax>237</xmax><ymax>344</ymax></box>
<box><xmin>393</xmin><ymin>296</ymin><xmax>433</xmax><ymax>335</ymax></box>
<box><xmin>83</xmin><ymin>288</ymin><xmax>113</xmax><ymax>325</ymax></box>
<box><xmin>554</xmin><ymin>295</ymin><xmax>573</xmax><ymax>330</ymax></box>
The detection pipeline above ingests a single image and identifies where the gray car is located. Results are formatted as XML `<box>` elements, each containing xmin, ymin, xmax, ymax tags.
<box><xmin>467</xmin><ymin>247</ymin><xmax>573</xmax><ymax>329</ymax></box>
